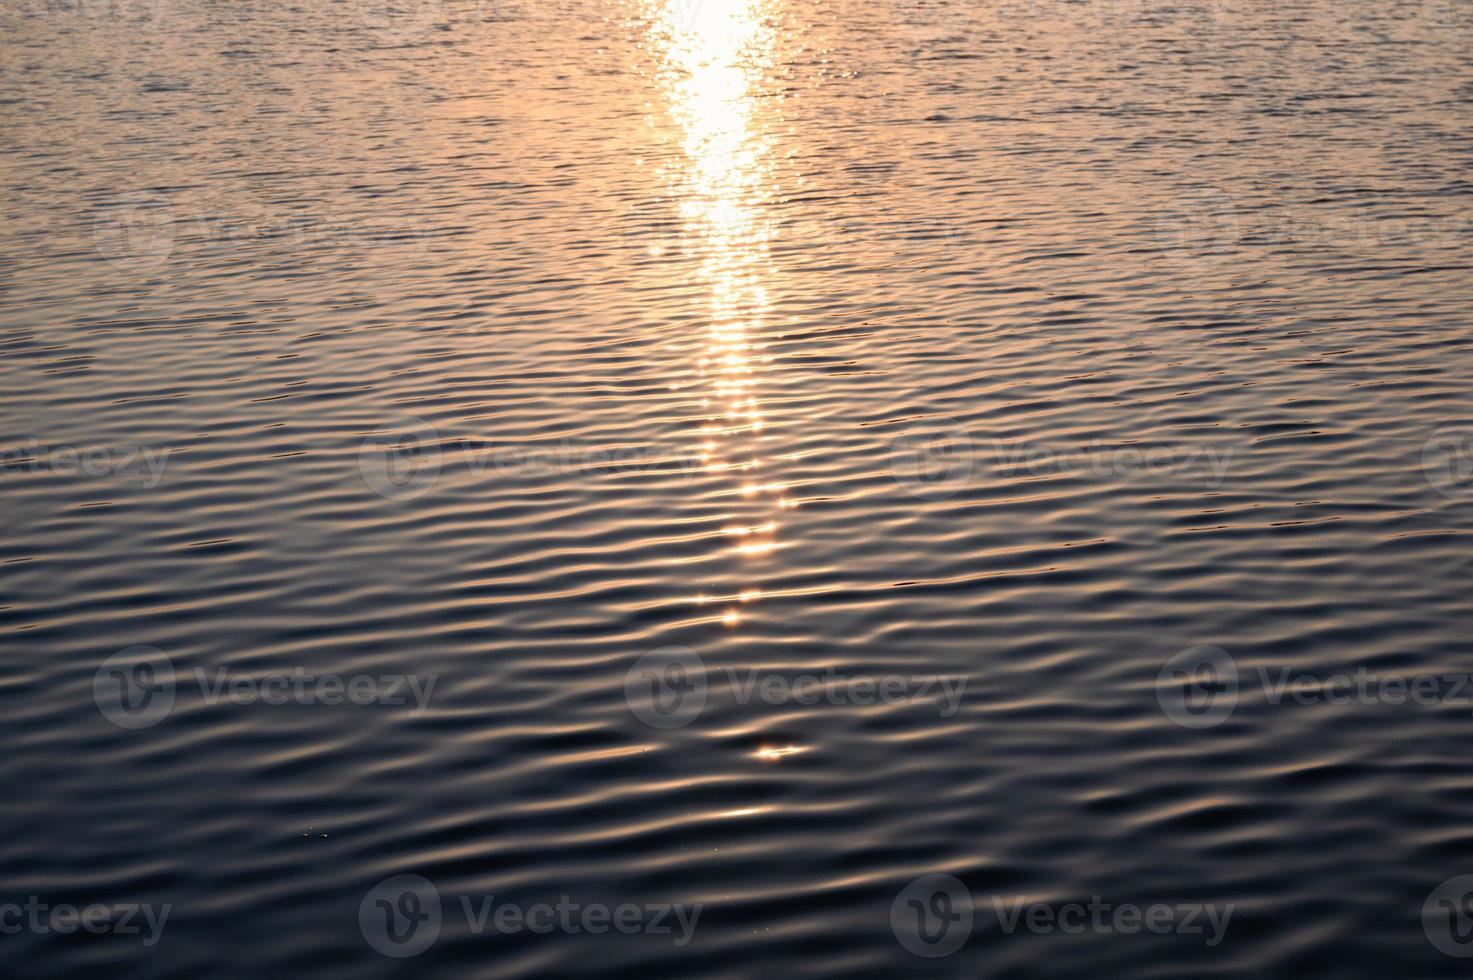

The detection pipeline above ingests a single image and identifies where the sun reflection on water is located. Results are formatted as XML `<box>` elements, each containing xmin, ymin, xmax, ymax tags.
<box><xmin>650</xmin><ymin>0</ymin><xmax>786</xmax><ymax>625</ymax></box>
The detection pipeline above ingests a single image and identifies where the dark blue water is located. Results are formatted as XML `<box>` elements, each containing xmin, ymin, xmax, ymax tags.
<box><xmin>4</xmin><ymin>0</ymin><xmax>1473</xmax><ymax>975</ymax></box>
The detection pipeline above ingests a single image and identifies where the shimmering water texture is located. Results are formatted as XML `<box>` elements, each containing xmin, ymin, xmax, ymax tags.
<box><xmin>3</xmin><ymin>0</ymin><xmax>1473</xmax><ymax>976</ymax></box>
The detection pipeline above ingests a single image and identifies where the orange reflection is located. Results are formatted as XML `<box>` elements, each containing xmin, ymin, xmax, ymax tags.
<box><xmin>754</xmin><ymin>744</ymin><xmax>806</xmax><ymax>762</ymax></box>
<box><xmin>651</xmin><ymin>0</ymin><xmax>785</xmax><ymax>624</ymax></box>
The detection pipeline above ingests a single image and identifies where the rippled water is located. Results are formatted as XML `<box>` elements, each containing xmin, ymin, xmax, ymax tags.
<box><xmin>4</xmin><ymin>0</ymin><xmax>1473</xmax><ymax>974</ymax></box>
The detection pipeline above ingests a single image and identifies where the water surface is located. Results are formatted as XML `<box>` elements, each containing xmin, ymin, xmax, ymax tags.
<box><xmin>3</xmin><ymin>0</ymin><xmax>1473</xmax><ymax>975</ymax></box>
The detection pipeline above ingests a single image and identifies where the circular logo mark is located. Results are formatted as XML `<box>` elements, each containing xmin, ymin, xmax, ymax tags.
<box><xmin>358</xmin><ymin>417</ymin><xmax>441</xmax><ymax>501</ymax></box>
<box><xmin>625</xmin><ymin>646</ymin><xmax>707</xmax><ymax>729</ymax></box>
<box><xmin>891</xmin><ymin>873</ymin><xmax>972</xmax><ymax>958</ymax></box>
<box><xmin>1421</xmin><ymin>0</ymin><xmax>1473</xmax><ymax>37</ymax></box>
<box><xmin>354</xmin><ymin>0</ymin><xmax>444</xmax><ymax>39</ymax></box>
<box><xmin>616</xmin><ymin>197</ymin><xmax>685</xmax><ymax>266</ymax></box>
<box><xmin>1425</xmin><ymin>875</ymin><xmax>1473</xmax><ymax>957</ymax></box>
<box><xmin>1156</xmin><ymin>645</ymin><xmax>1238</xmax><ymax>729</ymax></box>
<box><xmin>360</xmin><ymin>874</ymin><xmax>441</xmax><ymax>958</ymax></box>
<box><xmin>1155</xmin><ymin>190</ymin><xmax>1240</xmax><ymax>268</ymax></box>
<box><xmin>889</xmin><ymin>421</ymin><xmax>973</xmax><ymax>500</ymax></box>
<box><xmin>1422</xmin><ymin>424</ymin><xmax>1473</xmax><ymax>499</ymax></box>
<box><xmin>93</xmin><ymin>645</ymin><xmax>176</xmax><ymax>729</ymax></box>
<box><xmin>1205</xmin><ymin>0</ymin><xmax>1239</xmax><ymax>22</ymax></box>
<box><xmin>92</xmin><ymin>198</ymin><xmax>175</xmax><ymax>273</ymax></box>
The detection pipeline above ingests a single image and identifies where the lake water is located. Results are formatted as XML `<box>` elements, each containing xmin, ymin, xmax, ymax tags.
<box><xmin>3</xmin><ymin>0</ymin><xmax>1473</xmax><ymax>975</ymax></box>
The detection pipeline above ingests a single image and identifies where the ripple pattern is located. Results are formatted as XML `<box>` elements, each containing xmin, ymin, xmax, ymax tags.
<box><xmin>2</xmin><ymin>0</ymin><xmax>1473</xmax><ymax>976</ymax></box>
